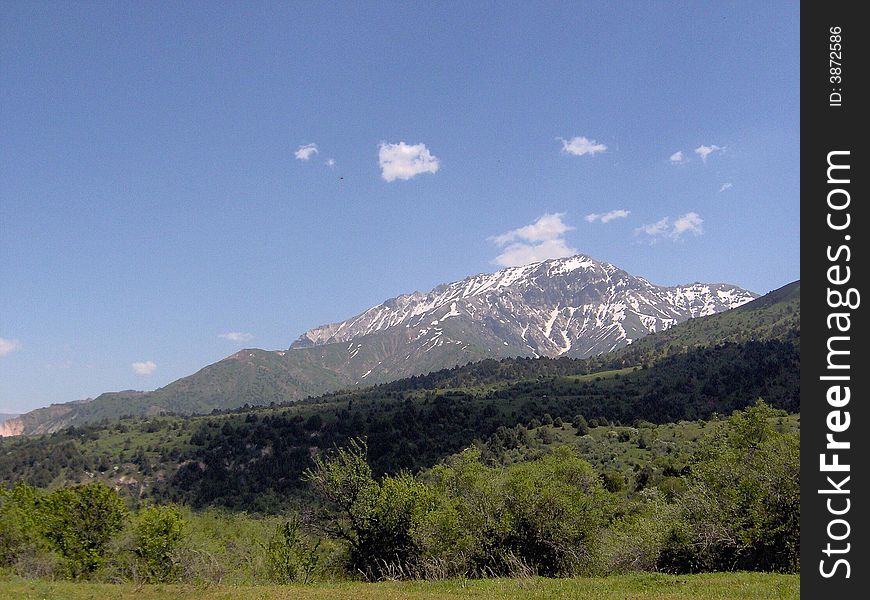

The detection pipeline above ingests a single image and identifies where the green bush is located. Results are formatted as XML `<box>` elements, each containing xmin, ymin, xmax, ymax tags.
<box><xmin>263</xmin><ymin>516</ymin><xmax>319</xmax><ymax>584</ymax></box>
<box><xmin>39</xmin><ymin>483</ymin><xmax>129</xmax><ymax>578</ymax></box>
<box><xmin>304</xmin><ymin>438</ymin><xmax>436</xmax><ymax>580</ymax></box>
<box><xmin>0</xmin><ymin>483</ymin><xmax>60</xmax><ymax>577</ymax></box>
<box><xmin>132</xmin><ymin>504</ymin><xmax>185</xmax><ymax>582</ymax></box>
<box><xmin>423</xmin><ymin>446</ymin><xmax>610</xmax><ymax>577</ymax></box>
<box><xmin>659</xmin><ymin>400</ymin><xmax>799</xmax><ymax>573</ymax></box>
<box><xmin>0</xmin><ymin>484</ymin><xmax>43</xmax><ymax>566</ymax></box>
<box><xmin>596</xmin><ymin>490</ymin><xmax>676</xmax><ymax>574</ymax></box>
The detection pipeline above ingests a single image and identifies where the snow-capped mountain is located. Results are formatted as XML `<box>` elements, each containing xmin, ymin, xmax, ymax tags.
<box><xmin>2</xmin><ymin>254</ymin><xmax>758</xmax><ymax>436</ymax></box>
<box><xmin>291</xmin><ymin>255</ymin><xmax>756</xmax><ymax>362</ymax></box>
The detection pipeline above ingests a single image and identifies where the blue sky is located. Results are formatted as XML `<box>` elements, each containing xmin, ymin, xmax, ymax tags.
<box><xmin>0</xmin><ymin>1</ymin><xmax>800</xmax><ymax>413</ymax></box>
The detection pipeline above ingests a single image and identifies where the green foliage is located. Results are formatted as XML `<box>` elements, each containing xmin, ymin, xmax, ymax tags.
<box><xmin>304</xmin><ymin>439</ymin><xmax>436</xmax><ymax>579</ymax></box>
<box><xmin>423</xmin><ymin>446</ymin><xmax>609</xmax><ymax>577</ymax></box>
<box><xmin>262</xmin><ymin>516</ymin><xmax>320</xmax><ymax>584</ymax></box>
<box><xmin>596</xmin><ymin>491</ymin><xmax>678</xmax><ymax>573</ymax></box>
<box><xmin>659</xmin><ymin>400</ymin><xmax>799</xmax><ymax>573</ymax></box>
<box><xmin>0</xmin><ymin>337</ymin><xmax>798</xmax><ymax>512</ymax></box>
<box><xmin>573</xmin><ymin>414</ymin><xmax>589</xmax><ymax>436</ymax></box>
<box><xmin>0</xmin><ymin>402</ymin><xmax>801</xmax><ymax>583</ymax></box>
<box><xmin>0</xmin><ymin>483</ymin><xmax>55</xmax><ymax>575</ymax></box>
<box><xmin>132</xmin><ymin>505</ymin><xmax>185</xmax><ymax>582</ymax></box>
<box><xmin>39</xmin><ymin>483</ymin><xmax>129</xmax><ymax>578</ymax></box>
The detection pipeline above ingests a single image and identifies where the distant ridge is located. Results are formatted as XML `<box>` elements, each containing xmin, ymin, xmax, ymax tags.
<box><xmin>1</xmin><ymin>255</ymin><xmax>757</xmax><ymax>436</ymax></box>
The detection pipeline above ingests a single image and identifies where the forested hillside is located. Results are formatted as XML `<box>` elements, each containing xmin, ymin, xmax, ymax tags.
<box><xmin>0</xmin><ymin>337</ymin><xmax>798</xmax><ymax>512</ymax></box>
<box><xmin>0</xmin><ymin>284</ymin><xmax>801</xmax><ymax>583</ymax></box>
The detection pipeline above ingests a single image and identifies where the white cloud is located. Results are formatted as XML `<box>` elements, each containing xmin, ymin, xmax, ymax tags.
<box><xmin>378</xmin><ymin>141</ymin><xmax>440</xmax><ymax>182</ymax></box>
<box><xmin>559</xmin><ymin>136</ymin><xmax>607</xmax><ymax>157</ymax></box>
<box><xmin>672</xmin><ymin>212</ymin><xmax>704</xmax><ymax>237</ymax></box>
<box><xmin>719</xmin><ymin>182</ymin><xmax>733</xmax><ymax>192</ymax></box>
<box><xmin>636</xmin><ymin>217</ymin><xmax>671</xmax><ymax>238</ymax></box>
<box><xmin>491</xmin><ymin>213</ymin><xmax>577</xmax><ymax>267</ymax></box>
<box><xmin>585</xmin><ymin>209</ymin><xmax>630</xmax><ymax>224</ymax></box>
<box><xmin>494</xmin><ymin>239</ymin><xmax>578</xmax><ymax>267</ymax></box>
<box><xmin>0</xmin><ymin>337</ymin><xmax>20</xmax><ymax>357</ymax></box>
<box><xmin>325</xmin><ymin>158</ymin><xmax>336</xmax><ymax>167</ymax></box>
<box><xmin>220</xmin><ymin>332</ymin><xmax>255</xmax><ymax>342</ymax></box>
<box><xmin>669</xmin><ymin>151</ymin><xmax>684</xmax><ymax>164</ymax></box>
<box><xmin>132</xmin><ymin>360</ymin><xmax>157</xmax><ymax>375</ymax></box>
<box><xmin>295</xmin><ymin>143</ymin><xmax>319</xmax><ymax>161</ymax></box>
<box><xmin>636</xmin><ymin>212</ymin><xmax>704</xmax><ymax>242</ymax></box>
<box><xmin>492</xmin><ymin>212</ymin><xmax>574</xmax><ymax>245</ymax></box>
<box><xmin>694</xmin><ymin>144</ymin><xmax>724</xmax><ymax>162</ymax></box>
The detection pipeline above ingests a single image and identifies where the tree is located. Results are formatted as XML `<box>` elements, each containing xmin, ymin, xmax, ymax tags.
<box><xmin>660</xmin><ymin>400</ymin><xmax>799</xmax><ymax>573</ymax></box>
<box><xmin>573</xmin><ymin>414</ymin><xmax>589</xmax><ymax>436</ymax></box>
<box><xmin>40</xmin><ymin>483</ymin><xmax>129</xmax><ymax>578</ymax></box>
<box><xmin>132</xmin><ymin>504</ymin><xmax>185</xmax><ymax>582</ymax></box>
<box><xmin>303</xmin><ymin>438</ymin><xmax>435</xmax><ymax>579</ymax></box>
<box><xmin>424</xmin><ymin>446</ymin><xmax>610</xmax><ymax>577</ymax></box>
<box><xmin>262</xmin><ymin>515</ymin><xmax>320</xmax><ymax>584</ymax></box>
<box><xmin>0</xmin><ymin>483</ymin><xmax>47</xmax><ymax>568</ymax></box>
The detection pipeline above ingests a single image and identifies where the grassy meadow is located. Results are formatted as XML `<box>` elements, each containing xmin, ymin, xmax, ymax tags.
<box><xmin>0</xmin><ymin>572</ymin><xmax>799</xmax><ymax>600</ymax></box>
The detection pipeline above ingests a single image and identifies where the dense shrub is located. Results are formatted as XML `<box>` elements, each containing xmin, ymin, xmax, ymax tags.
<box><xmin>131</xmin><ymin>504</ymin><xmax>185</xmax><ymax>582</ymax></box>
<box><xmin>40</xmin><ymin>483</ymin><xmax>129</xmax><ymax>578</ymax></box>
<box><xmin>658</xmin><ymin>400</ymin><xmax>799</xmax><ymax>573</ymax></box>
<box><xmin>422</xmin><ymin>446</ymin><xmax>610</xmax><ymax>577</ymax></box>
<box><xmin>304</xmin><ymin>438</ymin><xmax>436</xmax><ymax>579</ymax></box>
<box><xmin>262</xmin><ymin>516</ymin><xmax>320</xmax><ymax>584</ymax></box>
<box><xmin>0</xmin><ymin>483</ymin><xmax>58</xmax><ymax>577</ymax></box>
<box><xmin>0</xmin><ymin>401</ymin><xmax>800</xmax><ymax>583</ymax></box>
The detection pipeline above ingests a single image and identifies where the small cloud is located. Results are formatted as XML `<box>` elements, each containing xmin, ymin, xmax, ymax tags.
<box><xmin>494</xmin><ymin>239</ymin><xmax>578</xmax><ymax>267</ymax></box>
<box><xmin>132</xmin><ymin>360</ymin><xmax>157</xmax><ymax>375</ymax></box>
<box><xmin>669</xmin><ymin>151</ymin><xmax>684</xmax><ymax>164</ymax></box>
<box><xmin>378</xmin><ymin>141</ymin><xmax>440</xmax><ymax>182</ymax></box>
<box><xmin>694</xmin><ymin>144</ymin><xmax>724</xmax><ymax>162</ymax></box>
<box><xmin>636</xmin><ymin>217</ymin><xmax>671</xmax><ymax>238</ymax></box>
<box><xmin>585</xmin><ymin>209</ymin><xmax>630</xmax><ymax>224</ymax></box>
<box><xmin>672</xmin><ymin>212</ymin><xmax>704</xmax><ymax>237</ymax></box>
<box><xmin>325</xmin><ymin>158</ymin><xmax>336</xmax><ymax>167</ymax></box>
<box><xmin>719</xmin><ymin>182</ymin><xmax>733</xmax><ymax>192</ymax></box>
<box><xmin>492</xmin><ymin>212</ymin><xmax>573</xmax><ymax>246</ymax></box>
<box><xmin>559</xmin><ymin>136</ymin><xmax>607</xmax><ymax>157</ymax></box>
<box><xmin>295</xmin><ymin>143</ymin><xmax>319</xmax><ymax>161</ymax></box>
<box><xmin>0</xmin><ymin>337</ymin><xmax>20</xmax><ymax>357</ymax></box>
<box><xmin>636</xmin><ymin>212</ymin><xmax>704</xmax><ymax>242</ymax></box>
<box><xmin>490</xmin><ymin>213</ymin><xmax>577</xmax><ymax>267</ymax></box>
<box><xmin>220</xmin><ymin>332</ymin><xmax>255</xmax><ymax>343</ymax></box>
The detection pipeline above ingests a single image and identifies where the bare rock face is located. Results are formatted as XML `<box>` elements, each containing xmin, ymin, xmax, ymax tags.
<box><xmin>0</xmin><ymin>417</ymin><xmax>24</xmax><ymax>437</ymax></box>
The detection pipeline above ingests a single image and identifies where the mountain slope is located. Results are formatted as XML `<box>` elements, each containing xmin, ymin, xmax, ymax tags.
<box><xmin>0</xmin><ymin>337</ymin><xmax>800</xmax><ymax>510</ymax></box>
<box><xmin>2</xmin><ymin>255</ymin><xmax>755</xmax><ymax>436</ymax></box>
<box><xmin>603</xmin><ymin>280</ymin><xmax>799</xmax><ymax>368</ymax></box>
<box><xmin>293</xmin><ymin>255</ymin><xmax>755</xmax><ymax>360</ymax></box>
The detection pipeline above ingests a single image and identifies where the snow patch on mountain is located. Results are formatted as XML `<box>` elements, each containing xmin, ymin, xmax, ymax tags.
<box><xmin>290</xmin><ymin>255</ymin><xmax>756</xmax><ymax>360</ymax></box>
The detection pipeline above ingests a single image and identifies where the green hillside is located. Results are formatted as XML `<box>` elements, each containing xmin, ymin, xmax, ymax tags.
<box><xmin>0</xmin><ymin>282</ymin><xmax>800</xmax><ymax>510</ymax></box>
<box><xmin>0</xmin><ymin>336</ymin><xmax>798</xmax><ymax>512</ymax></box>
<box><xmin>604</xmin><ymin>281</ymin><xmax>799</xmax><ymax>368</ymax></box>
<box><xmin>2</xmin><ymin>281</ymin><xmax>798</xmax><ymax>436</ymax></box>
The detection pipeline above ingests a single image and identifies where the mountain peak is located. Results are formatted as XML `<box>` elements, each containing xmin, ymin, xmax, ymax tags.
<box><xmin>290</xmin><ymin>254</ymin><xmax>756</xmax><ymax>359</ymax></box>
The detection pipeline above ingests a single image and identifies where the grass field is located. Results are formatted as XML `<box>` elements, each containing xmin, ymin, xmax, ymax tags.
<box><xmin>0</xmin><ymin>572</ymin><xmax>799</xmax><ymax>599</ymax></box>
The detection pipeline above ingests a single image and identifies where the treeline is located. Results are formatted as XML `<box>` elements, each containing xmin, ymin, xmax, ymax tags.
<box><xmin>168</xmin><ymin>339</ymin><xmax>798</xmax><ymax>509</ymax></box>
<box><xmin>0</xmin><ymin>339</ymin><xmax>799</xmax><ymax>512</ymax></box>
<box><xmin>0</xmin><ymin>401</ymin><xmax>799</xmax><ymax>583</ymax></box>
